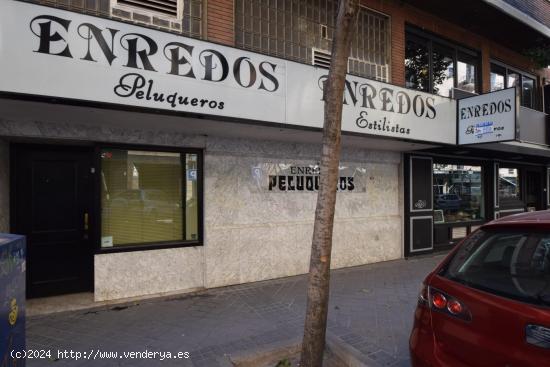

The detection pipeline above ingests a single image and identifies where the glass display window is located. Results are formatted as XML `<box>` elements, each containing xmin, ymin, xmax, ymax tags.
<box><xmin>433</xmin><ymin>164</ymin><xmax>484</xmax><ymax>224</ymax></box>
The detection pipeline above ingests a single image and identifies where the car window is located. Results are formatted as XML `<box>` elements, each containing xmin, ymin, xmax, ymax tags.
<box><xmin>443</xmin><ymin>228</ymin><xmax>550</xmax><ymax>307</ymax></box>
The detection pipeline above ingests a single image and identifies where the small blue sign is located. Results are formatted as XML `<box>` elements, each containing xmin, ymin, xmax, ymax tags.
<box><xmin>0</xmin><ymin>234</ymin><xmax>26</xmax><ymax>367</ymax></box>
<box><xmin>187</xmin><ymin>169</ymin><xmax>197</xmax><ymax>181</ymax></box>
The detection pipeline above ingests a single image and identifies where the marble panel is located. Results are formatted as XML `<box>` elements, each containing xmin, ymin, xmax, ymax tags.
<box><xmin>94</xmin><ymin>246</ymin><xmax>204</xmax><ymax>301</ymax></box>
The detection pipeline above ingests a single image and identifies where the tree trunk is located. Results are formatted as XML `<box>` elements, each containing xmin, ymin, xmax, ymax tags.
<box><xmin>300</xmin><ymin>1</ymin><xmax>359</xmax><ymax>366</ymax></box>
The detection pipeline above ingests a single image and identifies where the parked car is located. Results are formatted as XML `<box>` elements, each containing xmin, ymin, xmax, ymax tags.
<box><xmin>410</xmin><ymin>210</ymin><xmax>550</xmax><ymax>367</ymax></box>
<box><xmin>435</xmin><ymin>193</ymin><xmax>462</xmax><ymax>210</ymax></box>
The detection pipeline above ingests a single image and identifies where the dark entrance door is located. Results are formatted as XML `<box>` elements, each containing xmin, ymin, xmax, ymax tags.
<box><xmin>13</xmin><ymin>145</ymin><xmax>94</xmax><ymax>298</ymax></box>
<box><xmin>525</xmin><ymin>169</ymin><xmax>544</xmax><ymax>211</ymax></box>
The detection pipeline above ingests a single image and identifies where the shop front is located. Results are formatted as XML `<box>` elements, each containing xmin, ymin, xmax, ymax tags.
<box><xmin>0</xmin><ymin>0</ymin><xmax>460</xmax><ymax>301</ymax></box>
<box><xmin>405</xmin><ymin>87</ymin><xmax>550</xmax><ymax>256</ymax></box>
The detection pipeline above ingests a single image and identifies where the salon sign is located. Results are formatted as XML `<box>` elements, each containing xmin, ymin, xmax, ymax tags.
<box><xmin>0</xmin><ymin>0</ymin><xmax>456</xmax><ymax>144</ymax></box>
<box><xmin>458</xmin><ymin>87</ymin><xmax>517</xmax><ymax>144</ymax></box>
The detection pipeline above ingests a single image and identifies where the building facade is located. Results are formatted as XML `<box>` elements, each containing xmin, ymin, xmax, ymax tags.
<box><xmin>0</xmin><ymin>0</ymin><xmax>548</xmax><ymax>302</ymax></box>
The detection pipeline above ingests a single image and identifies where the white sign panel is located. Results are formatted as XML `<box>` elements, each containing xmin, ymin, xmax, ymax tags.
<box><xmin>0</xmin><ymin>1</ymin><xmax>286</xmax><ymax>123</ymax></box>
<box><xmin>286</xmin><ymin>64</ymin><xmax>457</xmax><ymax>144</ymax></box>
<box><xmin>0</xmin><ymin>0</ymin><xmax>457</xmax><ymax>145</ymax></box>
<box><xmin>458</xmin><ymin>88</ymin><xmax>517</xmax><ymax>145</ymax></box>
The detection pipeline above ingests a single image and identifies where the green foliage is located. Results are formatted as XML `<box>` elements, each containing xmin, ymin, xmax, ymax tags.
<box><xmin>523</xmin><ymin>46</ymin><xmax>550</xmax><ymax>69</ymax></box>
<box><xmin>275</xmin><ymin>358</ymin><xmax>293</xmax><ymax>367</ymax></box>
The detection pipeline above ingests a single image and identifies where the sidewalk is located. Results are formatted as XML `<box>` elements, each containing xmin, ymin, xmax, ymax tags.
<box><xmin>26</xmin><ymin>254</ymin><xmax>444</xmax><ymax>367</ymax></box>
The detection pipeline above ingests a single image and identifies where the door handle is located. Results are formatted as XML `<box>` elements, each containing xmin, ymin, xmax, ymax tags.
<box><xmin>84</xmin><ymin>212</ymin><xmax>89</xmax><ymax>231</ymax></box>
<box><xmin>526</xmin><ymin>324</ymin><xmax>550</xmax><ymax>349</ymax></box>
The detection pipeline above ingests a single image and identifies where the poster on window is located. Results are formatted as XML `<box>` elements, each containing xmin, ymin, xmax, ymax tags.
<box><xmin>250</xmin><ymin>163</ymin><xmax>367</xmax><ymax>193</ymax></box>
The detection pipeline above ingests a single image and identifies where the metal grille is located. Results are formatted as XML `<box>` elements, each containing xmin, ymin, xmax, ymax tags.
<box><xmin>118</xmin><ymin>0</ymin><xmax>178</xmax><ymax>17</ymax></box>
<box><xmin>28</xmin><ymin>0</ymin><xmax>203</xmax><ymax>38</ymax></box>
<box><xmin>182</xmin><ymin>0</ymin><xmax>203</xmax><ymax>36</ymax></box>
<box><xmin>235</xmin><ymin>0</ymin><xmax>390</xmax><ymax>82</ymax></box>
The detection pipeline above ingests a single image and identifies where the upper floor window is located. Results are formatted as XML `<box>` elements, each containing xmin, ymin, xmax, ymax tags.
<box><xmin>113</xmin><ymin>0</ymin><xmax>203</xmax><ymax>37</ymax></box>
<box><xmin>40</xmin><ymin>0</ymin><xmax>203</xmax><ymax>37</ymax></box>
<box><xmin>490</xmin><ymin>63</ymin><xmax>536</xmax><ymax>109</ymax></box>
<box><xmin>234</xmin><ymin>1</ymin><xmax>390</xmax><ymax>82</ymax></box>
<box><xmin>405</xmin><ymin>28</ymin><xmax>479</xmax><ymax>97</ymax></box>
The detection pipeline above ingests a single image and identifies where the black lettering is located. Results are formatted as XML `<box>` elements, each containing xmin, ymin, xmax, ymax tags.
<box><xmin>164</xmin><ymin>42</ymin><xmax>195</xmax><ymax>78</ymax></box>
<box><xmin>268</xmin><ymin>176</ymin><xmax>277</xmax><ymax>190</ymax></box>
<box><xmin>379</xmin><ymin>87</ymin><xmax>394</xmax><ymax>112</ymax></box>
<box><xmin>504</xmin><ymin>99</ymin><xmax>512</xmax><ymax>112</ymax></box>
<box><xmin>306</xmin><ymin>176</ymin><xmax>314</xmax><ymax>191</ymax></box>
<box><xmin>77</xmin><ymin>23</ymin><xmax>118</xmax><ymax>64</ymax></box>
<box><xmin>347</xmin><ymin>177</ymin><xmax>355</xmax><ymax>191</ymax></box>
<box><xmin>121</xmin><ymin>33</ymin><xmax>158</xmax><ymax>71</ymax></box>
<box><xmin>279</xmin><ymin>176</ymin><xmax>286</xmax><ymax>190</ymax></box>
<box><xmin>412</xmin><ymin>95</ymin><xmax>425</xmax><ymax>117</ymax></box>
<box><xmin>114</xmin><ymin>73</ymin><xmax>146</xmax><ymax>97</ymax></box>
<box><xmin>233</xmin><ymin>57</ymin><xmax>257</xmax><ymax>88</ymax></box>
<box><xmin>167</xmin><ymin>93</ymin><xmax>177</xmax><ymax>107</ymax></box>
<box><xmin>396</xmin><ymin>91</ymin><xmax>411</xmax><ymax>114</ymax></box>
<box><xmin>30</xmin><ymin>16</ymin><xmax>73</xmax><ymax>58</ymax></box>
<box><xmin>200</xmin><ymin>49</ymin><xmax>229</xmax><ymax>82</ymax></box>
<box><xmin>425</xmin><ymin>97</ymin><xmax>436</xmax><ymax>119</ymax></box>
<box><xmin>288</xmin><ymin>176</ymin><xmax>295</xmax><ymax>190</ymax></box>
<box><xmin>258</xmin><ymin>62</ymin><xmax>279</xmax><ymax>92</ymax></box>
<box><xmin>360</xmin><ymin>83</ymin><xmax>376</xmax><ymax>109</ymax></box>
<box><xmin>296</xmin><ymin>176</ymin><xmax>304</xmax><ymax>190</ymax></box>
<box><xmin>474</xmin><ymin>105</ymin><xmax>481</xmax><ymax>117</ymax></box>
<box><xmin>339</xmin><ymin>177</ymin><xmax>347</xmax><ymax>190</ymax></box>
<box><xmin>344</xmin><ymin>80</ymin><xmax>358</xmax><ymax>106</ymax></box>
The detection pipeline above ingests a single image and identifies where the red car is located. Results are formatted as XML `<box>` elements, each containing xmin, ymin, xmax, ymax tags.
<box><xmin>410</xmin><ymin>210</ymin><xmax>550</xmax><ymax>367</ymax></box>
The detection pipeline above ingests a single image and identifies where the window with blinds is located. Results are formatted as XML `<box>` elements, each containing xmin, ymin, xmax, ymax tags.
<box><xmin>100</xmin><ymin>149</ymin><xmax>200</xmax><ymax>248</ymax></box>
<box><xmin>235</xmin><ymin>1</ymin><xmax>390</xmax><ymax>82</ymax></box>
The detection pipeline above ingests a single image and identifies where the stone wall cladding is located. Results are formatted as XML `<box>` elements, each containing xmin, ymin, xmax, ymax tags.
<box><xmin>0</xmin><ymin>111</ymin><xmax>403</xmax><ymax>299</ymax></box>
<box><xmin>203</xmin><ymin>137</ymin><xmax>402</xmax><ymax>288</ymax></box>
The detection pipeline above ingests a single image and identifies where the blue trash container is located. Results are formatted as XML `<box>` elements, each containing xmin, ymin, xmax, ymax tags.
<box><xmin>0</xmin><ymin>234</ymin><xmax>26</xmax><ymax>367</ymax></box>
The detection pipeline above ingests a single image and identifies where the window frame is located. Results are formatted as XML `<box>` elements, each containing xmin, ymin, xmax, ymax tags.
<box><xmin>405</xmin><ymin>26</ymin><xmax>481</xmax><ymax>96</ymax></box>
<box><xmin>234</xmin><ymin>1</ymin><xmax>391</xmax><ymax>81</ymax></box>
<box><xmin>497</xmin><ymin>165</ymin><xmax>523</xmax><ymax>209</ymax></box>
<box><xmin>432</xmin><ymin>160</ymin><xmax>486</xmax><ymax>226</ymax></box>
<box><xmin>490</xmin><ymin>60</ymin><xmax>538</xmax><ymax>110</ymax></box>
<box><xmin>94</xmin><ymin>143</ymin><xmax>204</xmax><ymax>254</ymax></box>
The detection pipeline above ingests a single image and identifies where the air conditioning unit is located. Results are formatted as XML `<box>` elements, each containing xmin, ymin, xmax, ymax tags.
<box><xmin>117</xmin><ymin>0</ymin><xmax>179</xmax><ymax>18</ymax></box>
<box><xmin>312</xmin><ymin>49</ymin><xmax>331</xmax><ymax>69</ymax></box>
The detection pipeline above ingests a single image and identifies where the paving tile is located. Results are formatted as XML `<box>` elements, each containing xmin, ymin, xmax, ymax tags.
<box><xmin>27</xmin><ymin>255</ymin><xmax>444</xmax><ymax>367</ymax></box>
